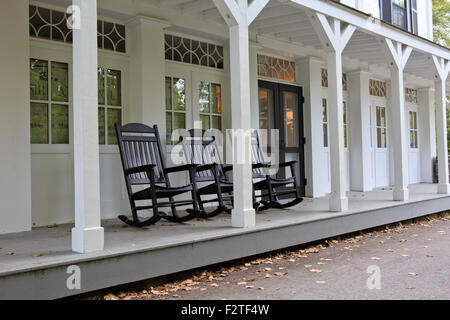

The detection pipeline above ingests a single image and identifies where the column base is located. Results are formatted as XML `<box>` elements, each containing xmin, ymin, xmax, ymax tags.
<box><xmin>438</xmin><ymin>183</ymin><xmax>450</xmax><ymax>194</ymax></box>
<box><xmin>232</xmin><ymin>208</ymin><xmax>256</xmax><ymax>228</ymax></box>
<box><xmin>72</xmin><ymin>227</ymin><xmax>104</xmax><ymax>254</ymax></box>
<box><xmin>329</xmin><ymin>196</ymin><xmax>348</xmax><ymax>212</ymax></box>
<box><xmin>393</xmin><ymin>188</ymin><xmax>409</xmax><ymax>201</ymax></box>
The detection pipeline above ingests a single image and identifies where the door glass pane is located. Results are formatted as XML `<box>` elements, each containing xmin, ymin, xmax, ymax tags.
<box><xmin>174</xmin><ymin>112</ymin><xmax>186</xmax><ymax>131</ymax></box>
<box><xmin>30</xmin><ymin>59</ymin><xmax>48</xmax><ymax>101</ymax></box>
<box><xmin>166</xmin><ymin>112</ymin><xmax>173</xmax><ymax>143</ymax></box>
<box><xmin>98</xmin><ymin>68</ymin><xmax>105</xmax><ymax>105</ymax></box>
<box><xmin>173</xmin><ymin>78</ymin><xmax>186</xmax><ymax>111</ymax></box>
<box><xmin>212</xmin><ymin>115</ymin><xmax>222</xmax><ymax>131</ymax></box>
<box><xmin>107</xmin><ymin>109</ymin><xmax>121</xmax><ymax>145</ymax></box>
<box><xmin>165</xmin><ymin>77</ymin><xmax>172</xmax><ymax>110</ymax></box>
<box><xmin>199</xmin><ymin>81</ymin><xmax>210</xmax><ymax>113</ymax></box>
<box><xmin>106</xmin><ymin>69</ymin><xmax>122</xmax><ymax>106</ymax></box>
<box><xmin>200</xmin><ymin>114</ymin><xmax>210</xmax><ymax>130</ymax></box>
<box><xmin>98</xmin><ymin>107</ymin><xmax>105</xmax><ymax>145</ymax></box>
<box><xmin>259</xmin><ymin>89</ymin><xmax>269</xmax><ymax>118</ymax></box>
<box><xmin>51</xmin><ymin>62</ymin><xmax>68</xmax><ymax>102</ymax></box>
<box><xmin>211</xmin><ymin>83</ymin><xmax>221</xmax><ymax>114</ymax></box>
<box><xmin>30</xmin><ymin>103</ymin><xmax>48</xmax><ymax>144</ymax></box>
<box><xmin>283</xmin><ymin>92</ymin><xmax>298</xmax><ymax>148</ymax></box>
<box><xmin>51</xmin><ymin>104</ymin><xmax>69</xmax><ymax>144</ymax></box>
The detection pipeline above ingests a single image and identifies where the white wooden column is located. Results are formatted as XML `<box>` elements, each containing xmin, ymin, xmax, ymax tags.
<box><xmin>348</xmin><ymin>71</ymin><xmax>372</xmax><ymax>191</ymax></box>
<box><xmin>72</xmin><ymin>0</ymin><xmax>104</xmax><ymax>253</ymax></box>
<box><xmin>213</xmin><ymin>0</ymin><xmax>269</xmax><ymax>227</ymax></box>
<box><xmin>431</xmin><ymin>56</ymin><xmax>450</xmax><ymax>194</ymax></box>
<box><xmin>381</xmin><ymin>39</ymin><xmax>412</xmax><ymax>201</ymax></box>
<box><xmin>309</xmin><ymin>13</ymin><xmax>356</xmax><ymax>211</ymax></box>
<box><xmin>417</xmin><ymin>87</ymin><xmax>436</xmax><ymax>183</ymax></box>
<box><xmin>298</xmin><ymin>57</ymin><xmax>324</xmax><ymax>198</ymax></box>
<box><xmin>0</xmin><ymin>0</ymin><xmax>32</xmax><ymax>234</ymax></box>
<box><xmin>127</xmin><ymin>17</ymin><xmax>169</xmax><ymax>142</ymax></box>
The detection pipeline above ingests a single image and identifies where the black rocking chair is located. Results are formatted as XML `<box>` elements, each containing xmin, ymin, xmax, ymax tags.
<box><xmin>181</xmin><ymin>129</ymin><xmax>234</xmax><ymax>218</ymax></box>
<box><xmin>251</xmin><ymin>130</ymin><xmax>304</xmax><ymax>210</ymax></box>
<box><xmin>115</xmin><ymin>123</ymin><xmax>201</xmax><ymax>227</ymax></box>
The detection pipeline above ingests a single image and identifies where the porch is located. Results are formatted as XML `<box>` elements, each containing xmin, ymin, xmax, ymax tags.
<box><xmin>1</xmin><ymin>183</ymin><xmax>449</xmax><ymax>300</ymax></box>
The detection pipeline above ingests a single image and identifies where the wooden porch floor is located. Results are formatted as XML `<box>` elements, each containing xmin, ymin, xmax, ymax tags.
<box><xmin>1</xmin><ymin>183</ymin><xmax>449</xmax><ymax>299</ymax></box>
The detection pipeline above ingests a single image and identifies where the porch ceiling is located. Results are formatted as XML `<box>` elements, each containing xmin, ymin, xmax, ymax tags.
<box><xmin>37</xmin><ymin>0</ymin><xmax>450</xmax><ymax>89</ymax></box>
<box><xmin>153</xmin><ymin>0</ymin><xmax>449</xmax><ymax>88</ymax></box>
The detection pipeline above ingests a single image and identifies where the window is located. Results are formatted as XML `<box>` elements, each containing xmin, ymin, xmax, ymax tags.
<box><xmin>392</xmin><ymin>0</ymin><xmax>407</xmax><ymax>29</ymax></box>
<box><xmin>29</xmin><ymin>5</ymin><xmax>126</xmax><ymax>53</ymax></box>
<box><xmin>165</xmin><ymin>77</ymin><xmax>187</xmax><ymax>144</ymax></box>
<box><xmin>381</xmin><ymin>0</ymin><xmax>417</xmax><ymax>33</ymax></box>
<box><xmin>369</xmin><ymin>79</ymin><xmax>387</xmax><ymax>97</ymax></box>
<box><xmin>321</xmin><ymin>69</ymin><xmax>348</xmax><ymax>90</ymax></box>
<box><xmin>164</xmin><ymin>34</ymin><xmax>224</xmax><ymax>70</ymax></box>
<box><xmin>322</xmin><ymin>98</ymin><xmax>328</xmax><ymax>147</ymax></box>
<box><xmin>98</xmin><ymin>68</ymin><xmax>122</xmax><ymax>145</ymax></box>
<box><xmin>343</xmin><ymin>101</ymin><xmax>348</xmax><ymax>148</ymax></box>
<box><xmin>409</xmin><ymin>111</ymin><xmax>418</xmax><ymax>148</ymax></box>
<box><xmin>257</xmin><ymin>55</ymin><xmax>296</xmax><ymax>82</ymax></box>
<box><xmin>405</xmin><ymin>88</ymin><xmax>418</xmax><ymax>104</ymax></box>
<box><xmin>199</xmin><ymin>82</ymin><xmax>222</xmax><ymax>131</ymax></box>
<box><xmin>30</xmin><ymin>59</ymin><xmax>69</xmax><ymax>144</ymax></box>
<box><xmin>376</xmin><ymin>106</ymin><xmax>387</xmax><ymax>148</ymax></box>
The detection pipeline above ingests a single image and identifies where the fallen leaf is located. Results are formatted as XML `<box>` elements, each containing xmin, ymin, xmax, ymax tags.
<box><xmin>258</xmin><ymin>287</ymin><xmax>265</xmax><ymax>290</ymax></box>
<box><xmin>274</xmin><ymin>272</ymin><xmax>287</xmax><ymax>277</ymax></box>
<box><xmin>402</xmin><ymin>254</ymin><xmax>409</xmax><ymax>257</ymax></box>
<box><xmin>309</xmin><ymin>269</ymin><xmax>322</xmax><ymax>273</ymax></box>
<box><xmin>316</xmin><ymin>281</ymin><xmax>326</xmax><ymax>284</ymax></box>
<box><xmin>408</xmin><ymin>272</ymin><xmax>418</xmax><ymax>276</ymax></box>
<box><xmin>371</xmin><ymin>257</ymin><xmax>381</xmax><ymax>260</ymax></box>
<box><xmin>245</xmin><ymin>285</ymin><xmax>254</xmax><ymax>289</ymax></box>
<box><xmin>104</xmin><ymin>293</ymin><xmax>119</xmax><ymax>300</ymax></box>
<box><xmin>264</xmin><ymin>274</ymin><xmax>272</xmax><ymax>278</ymax></box>
<box><xmin>33</xmin><ymin>254</ymin><xmax>42</xmax><ymax>257</ymax></box>
<box><xmin>237</xmin><ymin>282</ymin><xmax>247</xmax><ymax>285</ymax></box>
<box><xmin>4</xmin><ymin>252</ymin><xmax>14</xmax><ymax>256</ymax></box>
<box><xmin>265</xmin><ymin>267</ymin><xmax>272</xmax><ymax>271</ymax></box>
<box><xmin>200</xmin><ymin>288</ymin><xmax>207</xmax><ymax>291</ymax></box>
<box><xmin>210</xmin><ymin>283</ymin><xmax>219</xmax><ymax>287</ymax></box>
<box><xmin>304</xmin><ymin>265</ymin><xmax>313</xmax><ymax>268</ymax></box>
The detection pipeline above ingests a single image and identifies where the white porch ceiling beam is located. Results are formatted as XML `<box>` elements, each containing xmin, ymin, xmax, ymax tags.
<box><xmin>181</xmin><ymin>0</ymin><xmax>217</xmax><ymax>14</ymax></box>
<box><xmin>251</xmin><ymin>13</ymin><xmax>306</xmax><ymax>28</ymax></box>
<box><xmin>288</xmin><ymin>0</ymin><xmax>450</xmax><ymax>60</ymax></box>
<box><xmin>381</xmin><ymin>39</ymin><xmax>413</xmax><ymax>201</ymax></box>
<box><xmin>431</xmin><ymin>56</ymin><xmax>450</xmax><ymax>194</ymax></box>
<box><xmin>308</xmin><ymin>12</ymin><xmax>355</xmax><ymax>212</ymax></box>
<box><xmin>71</xmin><ymin>0</ymin><xmax>104</xmax><ymax>253</ymax></box>
<box><xmin>257</xmin><ymin>22</ymin><xmax>304</xmax><ymax>35</ymax></box>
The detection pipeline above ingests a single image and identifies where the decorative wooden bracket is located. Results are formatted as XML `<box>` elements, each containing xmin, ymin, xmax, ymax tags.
<box><xmin>308</xmin><ymin>12</ymin><xmax>356</xmax><ymax>53</ymax></box>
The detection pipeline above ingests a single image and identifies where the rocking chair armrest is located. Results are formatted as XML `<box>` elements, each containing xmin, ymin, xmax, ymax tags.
<box><xmin>125</xmin><ymin>164</ymin><xmax>156</xmax><ymax>176</ymax></box>
<box><xmin>196</xmin><ymin>163</ymin><xmax>218</xmax><ymax>172</ymax></box>
<box><xmin>252</xmin><ymin>162</ymin><xmax>271</xmax><ymax>169</ymax></box>
<box><xmin>278</xmin><ymin>160</ymin><xmax>297</xmax><ymax>168</ymax></box>
<box><xmin>222</xmin><ymin>165</ymin><xmax>233</xmax><ymax>172</ymax></box>
<box><xmin>164</xmin><ymin>164</ymin><xmax>198</xmax><ymax>174</ymax></box>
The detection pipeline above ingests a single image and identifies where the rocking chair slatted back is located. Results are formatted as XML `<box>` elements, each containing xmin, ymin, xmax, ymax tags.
<box><xmin>251</xmin><ymin>130</ymin><xmax>268</xmax><ymax>178</ymax></box>
<box><xmin>116</xmin><ymin>123</ymin><xmax>168</xmax><ymax>186</ymax></box>
<box><xmin>182</xmin><ymin>129</ymin><xmax>225</xmax><ymax>182</ymax></box>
